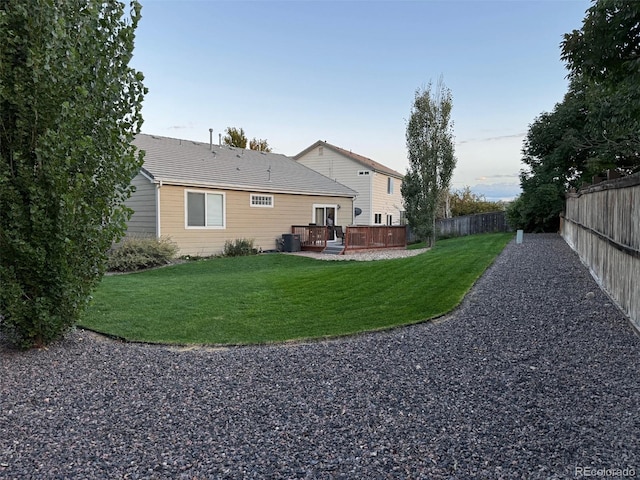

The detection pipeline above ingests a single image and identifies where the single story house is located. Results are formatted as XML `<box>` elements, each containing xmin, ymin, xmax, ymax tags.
<box><xmin>294</xmin><ymin>140</ymin><xmax>405</xmax><ymax>226</ymax></box>
<box><xmin>125</xmin><ymin>134</ymin><xmax>357</xmax><ymax>256</ymax></box>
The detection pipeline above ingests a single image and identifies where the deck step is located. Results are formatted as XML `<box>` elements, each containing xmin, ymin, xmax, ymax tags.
<box><xmin>322</xmin><ymin>244</ymin><xmax>345</xmax><ymax>255</ymax></box>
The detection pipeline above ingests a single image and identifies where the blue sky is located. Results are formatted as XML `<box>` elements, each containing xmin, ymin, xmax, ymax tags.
<box><xmin>133</xmin><ymin>0</ymin><xmax>591</xmax><ymax>201</ymax></box>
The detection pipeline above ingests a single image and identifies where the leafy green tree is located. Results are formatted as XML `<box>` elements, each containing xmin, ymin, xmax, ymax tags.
<box><xmin>514</xmin><ymin>0</ymin><xmax>640</xmax><ymax>232</ymax></box>
<box><xmin>249</xmin><ymin>138</ymin><xmax>272</xmax><ymax>152</ymax></box>
<box><xmin>561</xmin><ymin>0</ymin><xmax>640</xmax><ymax>174</ymax></box>
<box><xmin>223</xmin><ymin>127</ymin><xmax>271</xmax><ymax>152</ymax></box>
<box><xmin>514</xmin><ymin>92</ymin><xmax>583</xmax><ymax>231</ymax></box>
<box><xmin>0</xmin><ymin>0</ymin><xmax>146</xmax><ymax>348</ymax></box>
<box><xmin>449</xmin><ymin>186</ymin><xmax>504</xmax><ymax>217</ymax></box>
<box><xmin>402</xmin><ymin>78</ymin><xmax>456</xmax><ymax>247</ymax></box>
<box><xmin>222</xmin><ymin>127</ymin><xmax>248</xmax><ymax>148</ymax></box>
<box><xmin>512</xmin><ymin>84</ymin><xmax>591</xmax><ymax>231</ymax></box>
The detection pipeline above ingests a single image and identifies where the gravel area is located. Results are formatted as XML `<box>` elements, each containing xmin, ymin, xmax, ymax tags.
<box><xmin>1</xmin><ymin>233</ymin><xmax>638</xmax><ymax>479</ymax></box>
<box><xmin>285</xmin><ymin>247</ymin><xmax>429</xmax><ymax>261</ymax></box>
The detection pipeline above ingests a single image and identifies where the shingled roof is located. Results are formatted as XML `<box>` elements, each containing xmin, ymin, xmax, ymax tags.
<box><xmin>294</xmin><ymin>140</ymin><xmax>404</xmax><ymax>179</ymax></box>
<box><xmin>133</xmin><ymin>134</ymin><xmax>357</xmax><ymax>198</ymax></box>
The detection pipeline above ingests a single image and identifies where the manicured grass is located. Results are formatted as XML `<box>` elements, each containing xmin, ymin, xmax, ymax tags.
<box><xmin>81</xmin><ymin>233</ymin><xmax>513</xmax><ymax>345</ymax></box>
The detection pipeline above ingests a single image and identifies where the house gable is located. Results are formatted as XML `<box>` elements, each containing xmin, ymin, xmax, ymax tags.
<box><xmin>294</xmin><ymin>140</ymin><xmax>405</xmax><ymax>226</ymax></box>
<box><xmin>294</xmin><ymin>140</ymin><xmax>404</xmax><ymax>179</ymax></box>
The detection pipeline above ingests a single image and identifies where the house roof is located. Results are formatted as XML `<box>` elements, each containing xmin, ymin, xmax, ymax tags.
<box><xmin>293</xmin><ymin>140</ymin><xmax>404</xmax><ymax>179</ymax></box>
<box><xmin>133</xmin><ymin>134</ymin><xmax>357</xmax><ymax>198</ymax></box>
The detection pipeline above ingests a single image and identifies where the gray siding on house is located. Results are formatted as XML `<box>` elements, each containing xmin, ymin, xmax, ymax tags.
<box><xmin>124</xmin><ymin>173</ymin><xmax>157</xmax><ymax>237</ymax></box>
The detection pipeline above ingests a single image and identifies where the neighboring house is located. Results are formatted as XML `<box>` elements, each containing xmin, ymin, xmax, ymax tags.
<box><xmin>125</xmin><ymin>134</ymin><xmax>357</xmax><ymax>256</ymax></box>
<box><xmin>294</xmin><ymin>140</ymin><xmax>405</xmax><ymax>226</ymax></box>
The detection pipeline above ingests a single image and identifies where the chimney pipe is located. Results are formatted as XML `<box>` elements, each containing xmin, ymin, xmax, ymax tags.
<box><xmin>218</xmin><ymin>133</ymin><xmax>222</xmax><ymax>147</ymax></box>
<box><xmin>209</xmin><ymin>128</ymin><xmax>213</xmax><ymax>151</ymax></box>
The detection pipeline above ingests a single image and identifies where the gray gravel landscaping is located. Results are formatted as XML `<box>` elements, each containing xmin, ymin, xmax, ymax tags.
<box><xmin>1</xmin><ymin>233</ymin><xmax>639</xmax><ymax>479</ymax></box>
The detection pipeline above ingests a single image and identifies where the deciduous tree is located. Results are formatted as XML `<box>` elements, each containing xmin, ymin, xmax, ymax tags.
<box><xmin>223</xmin><ymin>127</ymin><xmax>272</xmax><ymax>152</ymax></box>
<box><xmin>561</xmin><ymin>0</ymin><xmax>640</xmax><ymax>174</ymax></box>
<box><xmin>0</xmin><ymin>0</ymin><xmax>146</xmax><ymax>348</ymax></box>
<box><xmin>509</xmin><ymin>83</ymin><xmax>591</xmax><ymax>232</ymax></box>
<box><xmin>512</xmin><ymin>0</ymin><xmax>640</xmax><ymax>232</ymax></box>
<box><xmin>222</xmin><ymin>127</ymin><xmax>248</xmax><ymax>149</ymax></box>
<box><xmin>249</xmin><ymin>138</ymin><xmax>272</xmax><ymax>152</ymax></box>
<box><xmin>449</xmin><ymin>186</ymin><xmax>504</xmax><ymax>217</ymax></box>
<box><xmin>402</xmin><ymin>78</ymin><xmax>456</xmax><ymax>247</ymax></box>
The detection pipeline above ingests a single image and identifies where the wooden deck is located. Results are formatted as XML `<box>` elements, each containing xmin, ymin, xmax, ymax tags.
<box><xmin>292</xmin><ymin>225</ymin><xmax>407</xmax><ymax>253</ymax></box>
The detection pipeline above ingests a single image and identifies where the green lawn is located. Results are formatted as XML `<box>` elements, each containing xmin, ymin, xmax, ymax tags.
<box><xmin>80</xmin><ymin>233</ymin><xmax>513</xmax><ymax>345</ymax></box>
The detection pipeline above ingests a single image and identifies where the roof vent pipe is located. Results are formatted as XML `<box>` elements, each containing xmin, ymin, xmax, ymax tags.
<box><xmin>209</xmin><ymin>128</ymin><xmax>213</xmax><ymax>151</ymax></box>
<box><xmin>218</xmin><ymin>133</ymin><xmax>222</xmax><ymax>147</ymax></box>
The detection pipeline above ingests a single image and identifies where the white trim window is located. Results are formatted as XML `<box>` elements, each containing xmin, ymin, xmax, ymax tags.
<box><xmin>250</xmin><ymin>194</ymin><xmax>274</xmax><ymax>208</ymax></box>
<box><xmin>185</xmin><ymin>190</ymin><xmax>225</xmax><ymax>228</ymax></box>
<box><xmin>358</xmin><ymin>170</ymin><xmax>370</xmax><ymax>176</ymax></box>
<box><xmin>387</xmin><ymin>177</ymin><xmax>394</xmax><ymax>194</ymax></box>
<box><xmin>374</xmin><ymin>213</ymin><xmax>382</xmax><ymax>224</ymax></box>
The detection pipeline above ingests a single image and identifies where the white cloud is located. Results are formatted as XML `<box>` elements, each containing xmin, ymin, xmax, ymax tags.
<box><xmin>469</xmin><ymin>183</ymin><xmax>521</xmax><ymax>202</ymax></box>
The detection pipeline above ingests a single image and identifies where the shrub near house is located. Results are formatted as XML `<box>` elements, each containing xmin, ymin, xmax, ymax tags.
<box><xmin>108</xmin><ymin>237</ymin><xmax>177</xmax><ymax>272</ymax></box>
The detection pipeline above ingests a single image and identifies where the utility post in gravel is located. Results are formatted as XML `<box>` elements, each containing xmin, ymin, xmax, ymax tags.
<box><xmin>402</xmin><ymin>76</ymin><xmax>457</xmax><ymax>248</ymax></box>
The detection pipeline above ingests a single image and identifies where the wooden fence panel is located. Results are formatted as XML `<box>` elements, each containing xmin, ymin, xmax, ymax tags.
<box><xmin>436</xmin><ymin>211</ymin><xmax>511</xmax><ymax>238</ymax></box>
<box><xmin>562</xmin><ymin>173</ymin><xmax>640</xmax><ymax>331</ymax></box>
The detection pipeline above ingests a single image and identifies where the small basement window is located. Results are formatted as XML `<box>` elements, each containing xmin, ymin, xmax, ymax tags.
<box><xmin>250</xmin><ymin>194</ymin><xmax>274</xmax><ymax>207</ymax></box>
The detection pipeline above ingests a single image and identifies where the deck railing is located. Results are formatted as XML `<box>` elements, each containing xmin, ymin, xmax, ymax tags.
<box><xmin>344</xmin><ymin>225</ymin><xmax>407</xmax><ymax>250</ymax></box>
<box><xmin>292</xmin><ymin>225</ymin><xmax>328</xmax><ymax>251</ymax></box>
<box><xmin>291</xmin><ymin>225</ymin><xmax>407</xmax><ymax>252</ymax></box>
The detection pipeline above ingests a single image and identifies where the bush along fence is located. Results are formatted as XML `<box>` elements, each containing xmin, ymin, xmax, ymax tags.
<box><xmin>561</xmin><ymin>172</ymin><xmax>640</xmax><ymax>332</ymax></box>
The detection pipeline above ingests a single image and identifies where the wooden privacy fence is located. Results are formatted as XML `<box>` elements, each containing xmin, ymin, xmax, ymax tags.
<box><xmin>436</xmin><ymin>211</ymin><xmax>511</xmax><ymax>238</ymax></box>
<box><xmin>561</xmin><ymin>172</ymin><xmax>640</xmax><ymax>331</ymax></box>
